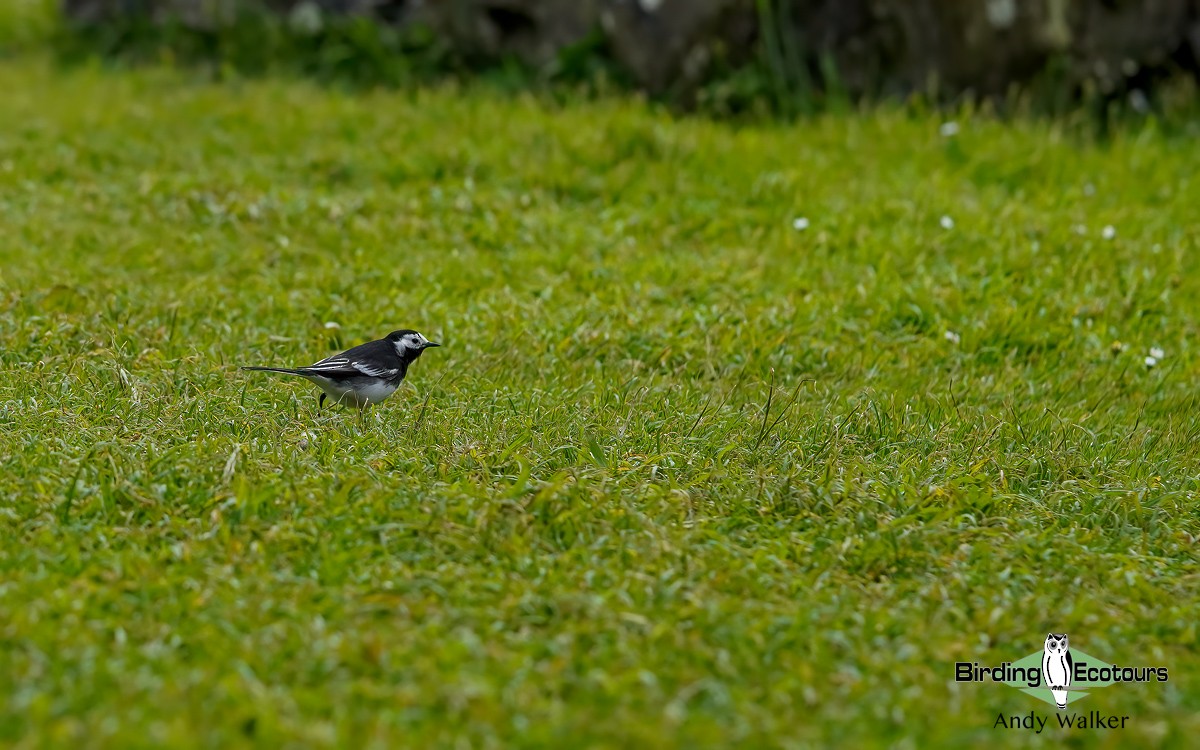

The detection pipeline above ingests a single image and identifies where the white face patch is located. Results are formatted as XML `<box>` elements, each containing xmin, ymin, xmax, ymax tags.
<box><xmin>394</xmin><ymin>332</ymin><xmax>427</xmax><ymax>355</ymax></box>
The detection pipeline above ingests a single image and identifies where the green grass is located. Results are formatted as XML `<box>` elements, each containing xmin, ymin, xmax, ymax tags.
<box><xmin>2</xmin><ymin>51</ymin><xmax>1199</xmax><ymax>748</ymax></box>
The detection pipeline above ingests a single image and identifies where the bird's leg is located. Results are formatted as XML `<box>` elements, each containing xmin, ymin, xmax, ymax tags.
<box><xmin>319</xmin><ymin>392</ymin><xmax>327</xmax><ymax>409</ymax></box>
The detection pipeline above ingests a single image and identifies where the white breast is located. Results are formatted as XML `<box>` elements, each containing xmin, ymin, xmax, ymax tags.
<box><xmin>355</xmin><ymin>380</ymin><xmax>400</xmax><ymax>405</ymax></box>
<box><xmin>306</xmin><ymin>376</ymin><xmax>399</xmax><ymax>407</ymax></box>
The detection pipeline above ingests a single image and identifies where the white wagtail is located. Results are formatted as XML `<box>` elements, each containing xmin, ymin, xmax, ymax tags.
<box><xmin>242</xmin><ymin>329</ymin><xmax>440</xmax><ymax>408</ymax></box>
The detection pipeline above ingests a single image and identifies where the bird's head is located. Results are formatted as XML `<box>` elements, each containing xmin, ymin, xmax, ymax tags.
<box><xmin>388</xmin><ymin>329</ymin><xmax>440</xmax><ymax>361</ymax></box>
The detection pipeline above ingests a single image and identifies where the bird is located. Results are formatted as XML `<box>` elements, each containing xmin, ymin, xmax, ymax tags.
<box><xmin>1041</xmin><ymin>633</ymin><xmax>1073</xmax><ymax>710</ymax></box>
<box><xmin>242</xmin><ymin>329</ymin><xmax>440</xmax><ymax>409</ymax></box>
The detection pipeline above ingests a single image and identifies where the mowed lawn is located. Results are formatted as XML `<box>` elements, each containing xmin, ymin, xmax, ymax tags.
<box><xmin>1</xmin><ymin>54</ymin><xmax>1198</xmax><ymax>748</ymax></box>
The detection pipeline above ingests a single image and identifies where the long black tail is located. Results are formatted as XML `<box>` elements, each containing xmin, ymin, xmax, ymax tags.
<box><xmin>241</xmin><ymin>366</ymin><xmax>308</xmax><ymax>376</ymax></box>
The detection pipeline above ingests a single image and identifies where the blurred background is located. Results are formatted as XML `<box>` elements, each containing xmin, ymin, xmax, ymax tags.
<box><xmin>25</xmin><ymin>0</ymin><xmax>1200</xmax><ymax>117</ymax></box>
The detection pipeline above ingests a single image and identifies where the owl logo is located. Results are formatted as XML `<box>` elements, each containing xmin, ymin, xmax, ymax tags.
<box><xmin>1042</xmin><ymin>633</ymin><xmax>1073</xmax><ymax>709</ymax></box>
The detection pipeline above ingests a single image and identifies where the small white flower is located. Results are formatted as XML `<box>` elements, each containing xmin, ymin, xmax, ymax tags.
<box><xmin>944</xmin><ymin>330</ymin><xmax>961</xmax><ymax>344</ymax></box>
<box><xmin>288</xmin><ymin>1</ymin><xmax>324</xmax><ymax>36</ymax></box>
<box><xmin>1145</xmin><ymin>356</ymin><xmax>1158</xmax><ymax>368</ymax></box>
<box><xmin>940</xmin><ymin>215</ymin><xmax>954</xmax><ymax>230</ymax></box>
<box><xmin>1150</xmin><ymin>346</ymin><xmax>1165</xmax><ymax>360</ymax></box>
<box><xmin>1102</xmin><ymin>225</ymin><xmax>1117</xmax><ymax>240</ymax></box>
<box><xmin>1129</xmin><ymin>89</ymin><xmax>1150</xmax><ymax>114</ymax></box>
<box><xmin>1073</xmin><ymin>224</ymin><xmax>1087</xmax><ymax>236</ymax></box>
<box><xmin>939</xmin><ymin>121</ymin><xmax>960</xmax><ymax>137</ymax></box>
<box><xmin>324</xmin><ymin>321</ymin><xmax>341</xmax><ymax>330</ymax></box>
<box><xmin>792</xmin><ymin>217</ymin><xmax>810</xmax><ymax>231</ymax></box>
